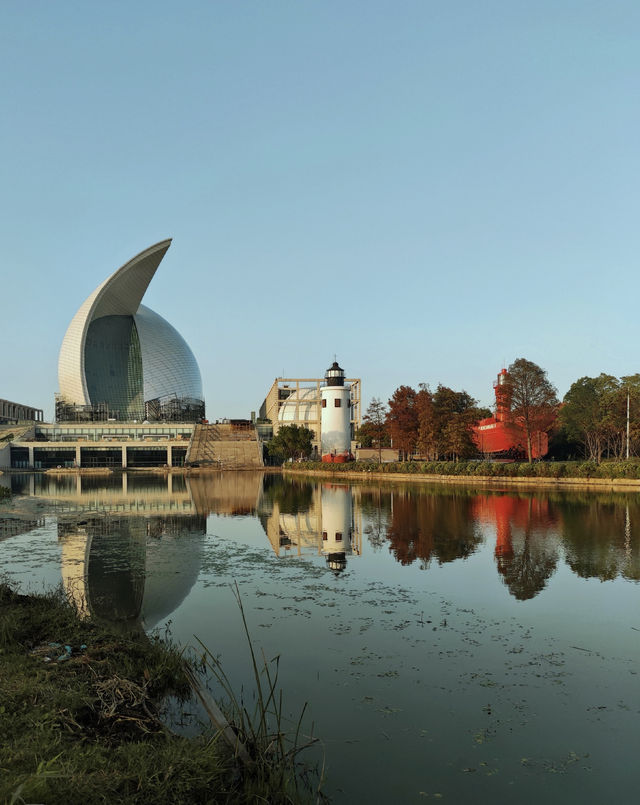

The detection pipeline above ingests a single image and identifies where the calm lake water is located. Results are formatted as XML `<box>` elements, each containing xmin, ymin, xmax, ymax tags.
<box><xmin>1</xmin><ymin>471</ymin><xmax>639</xmax><ymax>803</ymax></box>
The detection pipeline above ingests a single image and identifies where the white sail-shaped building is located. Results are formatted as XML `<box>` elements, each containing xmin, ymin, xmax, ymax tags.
<box><xmin>57</xmin><ymin>240</ymin><xmax>204</xmax><ymax>421</ymax></box>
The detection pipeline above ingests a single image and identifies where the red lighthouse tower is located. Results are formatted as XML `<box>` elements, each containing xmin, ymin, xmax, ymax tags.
<box><xmin>494</xmin><ymin>368</ymin><xmax>511</xmax><ymax>422</ymax></box>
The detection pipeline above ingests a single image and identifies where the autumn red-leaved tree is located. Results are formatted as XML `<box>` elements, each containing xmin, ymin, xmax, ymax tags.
<box><xmin>386</xmin><ymin>385</ymin><xmax>418</xmax><ymax>460</ymax></box>
<box><xmin>506</xmin><ymin>358</ymin><xmax>559</xmax><ymax>462</ymax></box>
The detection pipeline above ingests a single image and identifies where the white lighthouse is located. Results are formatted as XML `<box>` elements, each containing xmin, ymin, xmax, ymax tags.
<box><xmin>320</xmin><ymin>361</ymin><xmax>351</xmax><ymax>461</ymax></box>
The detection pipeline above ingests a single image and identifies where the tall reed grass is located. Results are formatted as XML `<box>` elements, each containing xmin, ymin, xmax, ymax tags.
<box><xmin>187</xmin><ymin>582</ymin><xmax>325</xmax><ymax>803</ymax></box>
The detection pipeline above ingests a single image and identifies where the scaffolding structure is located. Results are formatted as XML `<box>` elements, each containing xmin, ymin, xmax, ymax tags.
<box><xmin>55</xmin><ymin>394</ymin><xmax>205</xmax><ymax>423</ymax></box>
<box><xmin>144</xmin><ymin>395</ymin><xmax>205</xmax><ymax>422</ymax></box>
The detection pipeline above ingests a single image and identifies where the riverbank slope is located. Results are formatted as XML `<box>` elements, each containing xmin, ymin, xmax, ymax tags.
<box><xmin>0</xmin><ymin>584</ymin><xmax>317</xmax><ymax>805</ymax></box>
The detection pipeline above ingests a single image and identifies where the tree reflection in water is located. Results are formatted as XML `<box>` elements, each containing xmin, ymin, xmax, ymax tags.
<box><xmin>473</xmin><ymin>494</ymin><xmax>559</xmax><ymax>600</ymax></box>
<box><xmin>359</xmin><ymin>488</ymin><xmax>392</xmax><ymax>551</ymax></box>
<box><xmin>385</xmin><ymin>489</ymin><xmax>482</xmax><ymax>567</ymax></box>
<box><xmin>561</xmin><ymin>498</ymin><xmax>640</xmax><ymax>582</ymax></box>
<box><xmin>260</xmin><ymin>474</ymin><xmax>314</xmax><ymax>515</ymax></box>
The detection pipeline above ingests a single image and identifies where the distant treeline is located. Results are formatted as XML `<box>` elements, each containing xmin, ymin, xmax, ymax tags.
<box><xmin>358</xmin><ymin>357</ymin><xmax>640</xmax><ymax>463</ymax></box>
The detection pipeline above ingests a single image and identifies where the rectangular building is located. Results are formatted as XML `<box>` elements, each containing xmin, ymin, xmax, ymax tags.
<box><xmin>0</xmin><ymin>398</ymin><xmax>44</xmax><ymax>424</ymax></box>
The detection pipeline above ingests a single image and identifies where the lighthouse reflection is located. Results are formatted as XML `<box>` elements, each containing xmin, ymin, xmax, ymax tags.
<box><xmin>258</xmin><ymin>477</ymin><xmax>361</xmax><ymax>572</ymax></box>
<box><xmin>320</xmin><ymin>485</ymin><xmax>360</xmax><ymax>573</ymax></box>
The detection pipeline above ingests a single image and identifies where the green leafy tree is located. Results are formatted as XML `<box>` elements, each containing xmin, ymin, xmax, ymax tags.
<box><xmin>560</xmin><ymin>375</ymin><xmax>617</xmax><ymax>462</ymax></box>
<box><xmin>431</xmin><ymin>386</ymin><xmax>484</xmax><ymax>460</ymax></box>
<box><xmin>561</xmin><ymin>373</ymin><xmax>640</xmax><ymax>461</ymax></box>
<box><xmin>416</xmin><ymin>384</ymin><xmax>436</xmax><ymax>459</ymax></box>
<box><xmin>505</xmin><ymin>358</ymin><xmax>559</xmax><ymax>462</ymax></box>
<box><xmin>414</xmin><ymin>384</ymin><xmax>487</xmax><ymax>461</ymax></box>
<box><xmin>619</xmin><ymin>374</ymin><xmax>640</xmax><ymax>458</ymax></box>
<box><xmin>268</xmin><ymin>425</ymin><xmax>314</xmax><ymax>462</ymax></box>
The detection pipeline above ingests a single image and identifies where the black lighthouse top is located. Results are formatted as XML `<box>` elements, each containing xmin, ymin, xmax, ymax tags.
<box><xmin>324</xmin><ymin>361</ymin><xmax>345</xmax><ymax>387</ymax></box>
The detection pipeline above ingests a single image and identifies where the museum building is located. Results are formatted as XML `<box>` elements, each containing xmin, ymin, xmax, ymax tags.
<box><xmin>56</xmin><ymin>239</ymin><xmax>204</xmax><ymax>423</ymax></box>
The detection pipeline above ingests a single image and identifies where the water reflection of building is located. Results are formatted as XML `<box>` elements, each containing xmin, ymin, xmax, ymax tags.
<box><xmin>3</xmin><ymin>470</ymin><xmax>268</xmax><ymax>626</ymax></box>
<box><xmin>0</xmin><ymin>517</ymin><xmax>46</xmax><ymax>542</ymax></box>
<box><xmin>472</xmin><ymin>494</ymin><xmax>560</xmax><ymax>600</ymax></box>
<box><xmin>187</xmin><ymin>472</ymin><xmax>262</xmax><ymax>517</ymax></box>
<box><xmin>258</xmin><ymin>478</ymin><xmax>361</xmax><ymax>571</ymax></box>
<box><xmin>13</xmin><ymin>470</ymin><xmax>264</xmax><ymax>519</ymax></box>
<box><xmin>14</xmin><ymin>472</ymin><xmax>194</xmax><ymax>515</ymax></box>
<box><xmin>58</xmin><ymin>514</ymin><xmax>206</xmax><ymax>627</ymax></box>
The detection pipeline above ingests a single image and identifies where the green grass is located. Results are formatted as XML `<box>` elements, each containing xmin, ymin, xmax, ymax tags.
<box><xmin>0</xmin><ymin>583</ymin><xmax>323</xmax><ymax>804</ymax></box>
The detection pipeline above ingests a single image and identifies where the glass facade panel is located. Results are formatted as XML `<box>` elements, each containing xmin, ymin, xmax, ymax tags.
<box><xmin>84</xmin><ymin>316</ymin><xmax>144</xmax><ymax>420</ymax></box>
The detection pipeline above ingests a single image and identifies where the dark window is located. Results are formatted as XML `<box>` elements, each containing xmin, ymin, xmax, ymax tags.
<box><xmin>335</xmin><ymin>532</ymin><xmax>343</xmax><ymax>541</ymax></box>
<box><xmin>334</xmin><ymin>399</ymin><xmax>341</xmax><ymax>408</ymax></box>
<box><xmin>322</xmin><ymin>399</ymin><xmax>327</xmax><ymax>408</ymax></box>
<box><xmin>322</xmin><ymin>531</ymin><xmax>328</xmax><ymax>540</ymax></box>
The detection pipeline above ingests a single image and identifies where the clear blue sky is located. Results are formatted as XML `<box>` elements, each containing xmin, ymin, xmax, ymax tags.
<box><xmin>2</xmin><ymin>1</ymin><xmax>639</xmax><ymax>421</ymax></box>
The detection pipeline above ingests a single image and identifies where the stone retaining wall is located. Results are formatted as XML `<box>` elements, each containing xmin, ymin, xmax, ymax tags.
<box><xmin>283</xmin><ymin>468</ymin><xmax>640</xmax><ymax>490</ymax></box>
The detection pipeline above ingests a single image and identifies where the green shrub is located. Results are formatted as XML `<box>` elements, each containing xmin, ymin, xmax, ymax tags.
<box><xmin>574</xmin><ymin>460</ymin><xmax>597</xmax><ymax>477</ymax></box>
<box><xmin>285</xmin><ymin>457</ymin><xmax>640</xmax><ymax>483</ymax></box>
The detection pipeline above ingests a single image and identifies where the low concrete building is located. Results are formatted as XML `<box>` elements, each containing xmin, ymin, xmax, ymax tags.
<box><xmin>3</xmin><ymin>422</ymin><xmax>194</xmax><ymax>470</ymax></box>
<box><xmin>0</xmin><ymin>398</ymin><xmax>44</xmax><ymax>424</ymax></box>
<box><xmin>1</xmin><ymin>420</ymin><xmax>264</xmax><ymax>471</ymax></box>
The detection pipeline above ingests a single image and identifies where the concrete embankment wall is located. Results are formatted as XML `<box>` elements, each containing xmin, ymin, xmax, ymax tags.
<box><xmin>283</xmin><ymin>468</ymin><xmax>640</xmax><ymax>491</ymax></box>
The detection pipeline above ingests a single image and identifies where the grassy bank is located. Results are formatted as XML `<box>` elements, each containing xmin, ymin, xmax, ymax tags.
<box><xmin>285</xmin><ymin>459</ymin><xmax>640</xmax><ymax>484</ymax></box>
<box><xmin>0</xmin><ymin>486</ymin><xmax>10</xmax><ymax>501</ymax></box>
<box><xmin>0</xmin><ymin>584</ymin><xmax>321</xmax><ymax>804</ymax></box>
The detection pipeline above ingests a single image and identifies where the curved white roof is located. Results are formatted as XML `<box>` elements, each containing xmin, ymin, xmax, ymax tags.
<box><xmin>57</xmin><ymin>240</ymin><xmax>203</xmax><ymax>414</ymax></box>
